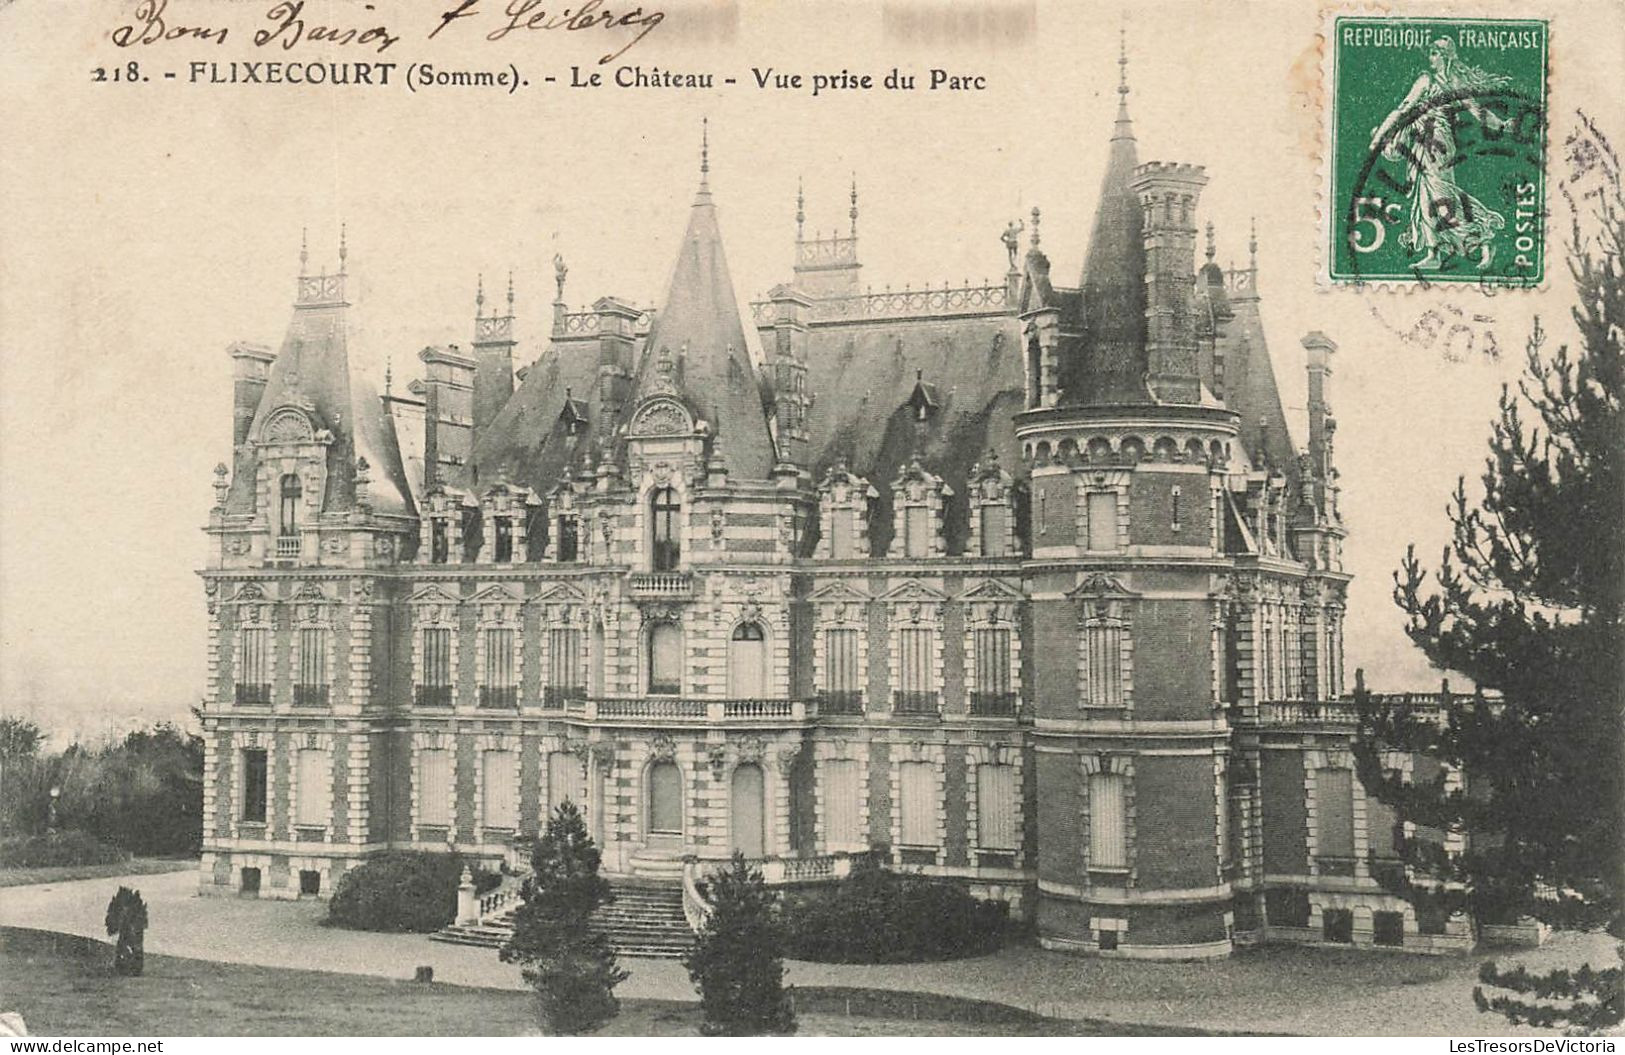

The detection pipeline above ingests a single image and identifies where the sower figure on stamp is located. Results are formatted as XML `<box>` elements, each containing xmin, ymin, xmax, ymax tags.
<box><xmin>1369</xmin><ymin>38</ymin><xmax>1509</xmax><ymax>270</ymax></box>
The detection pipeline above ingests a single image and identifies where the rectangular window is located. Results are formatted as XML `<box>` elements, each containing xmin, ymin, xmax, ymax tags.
<box><xmin>547</xmin><ymin>751</ymin><xmax>582</xmax><ymax>816</ymax></box>
<box><xmin>1088</xmin><ymin>771</ymin><xmax>1127</xmax><ymax>869</ymax></box>
<box><xmin>236</xmin><ymin>627</ymin><xmax>270</xmax><ymax>706</ymax></box>
<box><xmin>821</xmin><ymin>628</ymin><xmax>862</xmax><ymax>714</ymax></box>
<box><xmin>976</xmin><ymin>764</ymin><xmax>1017</xmax><ymax>850</ymax></box>
<box><xmin>419</xmin><ymin>627</ymin><xmax>452</xmax><ymax>707</ymax></box>
<box><xmin>480</xmin><ymin>628</ymin><xmax>516</xmax><ymax>708</ymax></box>
<box><xmin>296</xmin><ymin>627</ymin><xmax>329</xmax><ymax>707</ymax></box>
<box><xmin>1086</xmin><ymin>491</ymin><xmax>1118</xmax><ymax>551</ymax></box>
<box><xmin>979</xmin><ymin>504</ymin><xmax>1008</xmax><ymax>556</ymax></box>
<box><xmin>555</xmin><ymin>516</ymin><xmax>579</xmax><ymax>562</ymax></box>
<box><xmin>1316</xmin><ymin>768</ymin><xmax>1356</xmax><ymax>860</ymax></box>
<box><xmin>971</xmin><ymin>628</ymin><xmax>1014</xmax><ymax>714</ymax></box>
<box><xmin>648</xmin><ymin>622</ymin><xmax>682</xmax><ymax>694</ymax></box>
<box><xmin>896</xmin><ymin>627</ymin><xmax>936</xmax><ymax>713</ymax></box>
<box><xmin>431</xmin><ymin>519</ymin><xmax>449</xmax><ymax>564</ymax></box>
<box><xmin>492</xmin><ymin>517</ymin><xmax>513</xmax><ymax>562</ymax></box>
<box><xmin>418</xmin><ymin>748</ymin><xmax>451</xmax><ymax>827</ymax></box>
<box><xmin>295</xmin><ymin>748</ymin><xmax>329</xmax><ymax>827</ymax></box>
<box><xmin>898</xmin><ymin>761</ymin><xmax>936</xmax><ymax>846</ymax></box>
<box><xmin>546</xmin><ymin>628</ymin><xmax>583</xmax><ymax>708</ymax></box>
<box><xmin>482</xmin><ymin>750</ymin><xmax>517</xmax><ymax>829</ymax></box>
<box><xmin>1084</xmin><ymin>620</ymin><xmax>1124</xmax><ymax>708</ymax></box>
<box><xmin>241</xmin><ymin>747</ymin><xmax>268</xmax><ymax>823</ymax></box>
<box><xmin>904</xmin><ymin>505</ymin><xmax>931</xmax><ymax>558</ymax></box>
<box><xmin>829</xmin><ymin>509</ymin><xmax>856</xmax><ymax>559</ymax></box>
<box><xmin>822</xmin><ymin>759</ymin><xmax>862</xmax><ymax>848</ymax></box>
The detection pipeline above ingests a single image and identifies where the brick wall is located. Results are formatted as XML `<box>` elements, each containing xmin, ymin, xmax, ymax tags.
<box><xmin>1134</xmin><ymin>754</ymin><xmax>1217</xmax><ymax>889</ymax></box>
<box><xmin>1130</xmin><ymin>599</ymin><xmax>1211</xmax><ymax>720</ymax></box>
<box><xmin>1032</xmin><ymin>600</ymin><xmax>1078</xmax><ymax>718</ymax></box>
<box><xmin>1035</xmin><ymin>750</ymin><xmax>1081</xmax><ymax>883</ymax></box>
<box><xmin>1260</xmin><ymin>749</ymin><xmax>1309</xmax><ymax>875</ymax></box>
<box><xmin>944</xmin><ymin>750</ymin><xmax>968</xmax><ymax>866</ymax></box>
<box><xmin>867</xmin><ymin>739</ymin><xmax>892</xmax><ymax>850</ymax></box>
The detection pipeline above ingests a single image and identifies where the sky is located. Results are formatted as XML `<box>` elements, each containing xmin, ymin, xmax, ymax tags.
<box><xmin>1</xmin><ymin>0</ymin><xmax>1617</xmax><ymax>739</ymax></box>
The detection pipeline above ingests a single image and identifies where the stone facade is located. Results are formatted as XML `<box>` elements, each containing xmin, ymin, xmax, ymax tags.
<box><xmin>198</xmin><ymin>82</ymin><xmax>1470</xmax><ymax>958</ymax></box>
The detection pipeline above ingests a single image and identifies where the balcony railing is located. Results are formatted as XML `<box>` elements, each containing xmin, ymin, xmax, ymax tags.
<box><xmin>969</xmin><ymin>691</ymin><xmax>1017</xmax><ymax>716</ymax></box>
<box><xmin>626</xmin><ymin>572</ymin><xmax>693</xmax><ymax>599</ymax></box>
<box><xmin>294</xmin><ymin>684</ymin><xmax>329</xmax><ymax>708</ymax></box>
<box><xmin>275</xmin><ymin>535</ymin><xmax>300</xmax><ymax>559</ymax></box>
<box><xmin>234</xmin><ymin>683</ymin><xmax>272</xmax><ymax>707</ymax></box>
<box><xmin>478</xmin><ymin>685</ymin><xmax>518</xmax><ymax>709</ymax></box>
<box><xmin>816</xmin><ymin>690</ymin><xmax>865</xmax><ymax>716</ymax></box>
<box><xmin>572</xmin><ymin>697</ymin><xmax>811</xmax><ymax>722</ymax></box>
<box><xmin>415</xmin><ymin>684</ymin><xmax>453</xmax><ymax>708</ymax></box>
<box><xmin>542</xmin><ymin>685</ymin><xmax>587</xmax><ymax>711</ymax></box>
<box><xmin>893</xmin><ymin>690</ymin><xmax>940</xmax><ymax>716</ymax></box>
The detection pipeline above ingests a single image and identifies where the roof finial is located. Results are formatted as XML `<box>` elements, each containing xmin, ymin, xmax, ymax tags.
<box><xmin>796</xmin><ymin>177</ymin><xmax>805</xmax><ymax>240</ymax></box>
<box><xmin>476</xmin><ymin>273</ymin><xmax>486</xmax><ymax>318</ymax></box>
<box><xmin>1205</xmin><ymin>220</ymin><xmax>1216</xmax><ymax>263</ymax></box>
<box><xmin>506</xmin><ymin>270</ymin><xmax>515</xmax><ymax>316</ymax></box>
<box><xmin>384</xmin><ymin>355</ymin><xmax>393</xmax><ymax>396</ymax></box>
<box><xmin>699</xmin><ymin>117</ymin><xmax>710</xmax><ymax>190</ymax></box>
<box><xmin>849</xmin><ymin>173</ymin><xmax>859</xmax><ymax>239</ymax></box>
<box><xmin>1114</xmin><ymin>22</ymin><xmax>1134</xmax><ymax>133</ymax></box>
<box><xmin>1030</xmin><ymin>206</ymin><xmax>1042</xmax><ymax>248</ymax></box>
<box><xmin>338</xmin><ymin>222</ymin><xmax>348</xmax><ymax>272</ymax></box>
<box><xmin>1249</xmin><ymin>216</ymin><xmax>1258</xmax><ymax>270</ymax></box>
<box><xmin>299</xmin><ymin>228</ymin><xmax>308</xmax><ymax>276</ymax></box>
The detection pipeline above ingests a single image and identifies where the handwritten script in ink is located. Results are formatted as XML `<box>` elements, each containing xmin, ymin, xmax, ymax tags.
<box><xmin>110</xmin><ymin>0</ymin><xmax>666</xmax><ymax>64</ymax></box>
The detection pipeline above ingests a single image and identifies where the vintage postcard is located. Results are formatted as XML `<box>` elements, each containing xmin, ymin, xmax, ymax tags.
<box><xmin>0</xmin><ymin>0</ymin><xmax>1620</xmax><ymax>1043</ymax></box>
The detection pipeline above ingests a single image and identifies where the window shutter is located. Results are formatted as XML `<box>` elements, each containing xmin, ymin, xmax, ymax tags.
<box><xmin>1089</xmin><ymin>772</ymin><xmax>1127</xmax><ymax>868</ymax></box>
<box><xmin>899</xmin><ymin>761</ymin><xmax>936</xmax><ymax>846</ymax></box>
<box><xmin>976</xmin><ymin>764</ymin><xmax>1017</xmax><ymax>849</ymax></box>
<box><xmin>1087</xmin><ymin>491</ymin><xmax>1118</xmax><ymax>551</ymax></box>
<box><xmin>1316</xmin><ymin>768</ymin><xmax>1355</xmax><ymax>859</ymax></box>
<box><xmin>482</xmin><ymin>750</ymin><xmax>517</xmax><ymax>828</ymax></box>
<box><xmin>418</xmin><ymin>749</ymin><xmax>451</xmax><ymax>826</ymax></box>
<box><xmin>296</xmin><ymin>748</ymin><xmax>330</xmax><ymax>826</ymax></box>
<box><xmin>823</xmin><ymin>759</ymin><xmax>862</xmax><ymax>847</ymax></box>
<box><xmin>547</xmin><ymin>751</ymin><xmax>581</xmax><ymax>815</ymax></box>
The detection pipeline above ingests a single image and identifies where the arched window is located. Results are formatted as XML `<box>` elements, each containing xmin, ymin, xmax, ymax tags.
<box><xmin>279</xmin><ymin>474</ymin><xmax>302</xmax><ymax>537</ymax></box>
<box><xmin>728</xmin><ymin>622</ymin><xmax>767</xmax><ymax>697</ymax></box>
<box><xmin>651</xmin><ymin>486</ymin><xmax>681</xmax><ymax>571</ymax></box>
<box><xmin>648</xmin><ymin>621</ymin><xmax>681</xmax><ymax>695</ymax></box>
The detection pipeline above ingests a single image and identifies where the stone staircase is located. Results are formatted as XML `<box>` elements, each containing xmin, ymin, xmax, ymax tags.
<box><xmin>431</xmin><ymin>876</ymin><xmax>695</xmax><ymax>959</ymax></box>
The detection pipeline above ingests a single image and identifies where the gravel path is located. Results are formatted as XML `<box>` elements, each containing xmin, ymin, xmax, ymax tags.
<box><xmin>1</xmin><ymin>867</ymin><xmax>1611</xmax><ymax>1034</ymax></box>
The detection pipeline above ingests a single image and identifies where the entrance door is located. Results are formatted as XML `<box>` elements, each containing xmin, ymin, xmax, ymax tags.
<box><xmin>731</xmin><ymin>763</ymin><xmax>765</xmax><ymax>858</ymax></box>
<box><xmin>649</xmin><ymin>760</ymin><xmax>683</xmax><ymax>836</ymax></box>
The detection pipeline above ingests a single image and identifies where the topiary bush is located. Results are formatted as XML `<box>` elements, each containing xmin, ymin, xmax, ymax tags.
<box><xmin>325</xmin><ymin>851</ymin><xmax>501</xmax><ymax>933</ymax></box>
<box><xmin>1</xmin><ymin>830</ymin><xmax>129</xmax><ymax>869</ymax></box>
<box><xmin>781</xmin><ymin>858</ymin><xmax>1009</xmax><ymax>963</ymax></box>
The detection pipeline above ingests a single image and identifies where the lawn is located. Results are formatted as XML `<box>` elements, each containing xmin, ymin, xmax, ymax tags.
<box><xmin>0</xmin><ymin>927</ymin><xmax>1213</xmax><ymax>1036</ymax></box>
<box><xmin>0</xmin><ymin>858</ymin><xmax>197</xmax><ymax>889</ymax></box>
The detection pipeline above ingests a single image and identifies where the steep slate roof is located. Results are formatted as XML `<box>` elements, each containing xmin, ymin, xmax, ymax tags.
<box><xmin>1219</xmin><ymin>263</ymin><xmax>1299</xmax><ymax>483</ymax></box>
<box><xmin>467</xmin><ymin>334</ymin><xmax>602</xmax><ymax>496</ymax></box>
<box><xmin>227</xmin><ymin>264</ymin><xmax>414</xmax><ymax>518</ymax></box>
<box><xmin>1065</xmin><ymin>61</ymin><xmax>1150</xmax><ymax>406</ymax></box>
<box><xmin>633</xmin><ymin>154</ymin><xmax>779</xmax><ymax>481</ymax></box>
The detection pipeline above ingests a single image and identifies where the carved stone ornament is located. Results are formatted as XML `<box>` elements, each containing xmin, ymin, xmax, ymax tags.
<box><xmin>589</xmin><ymin>742</ymin><xmax>616</xmax><ymax>770</ymax></box>
<box><xmin>305</xmin><ymin>732</ymin><xmax>321</xmax><ymax>750</ymax></box>
<box><xmin>707</xmin><ymin>743</ymin><xmax>728</xmax><ymax>782</ymax></box>
<box><xmin>374</xmin><ymin>536</ymin><xmax>394</xmax><ymax>558</ymax></box>
<box><xmin>323</xmin><ymin>535</ymin><xmax>347</xmax><ymax>555</ymax></box>
<box><xmin>776</xmin><ymin>743</ymin><xmax>803</xmax><ymax>769</ymax></box>
<box><xmin>711</xmin><ymin>508</ymin><xmax>725</xmax><ymax>542</ymax></box>
<box><xmin>631</xmin><ymin>399</ymin><xmax>691</xmax><ymax>438</ymax></box>
<box><xmin>263</xmin><ymin>406</ymin><xmax>315</xmax><ymax>444</ymax></box>
<box><xmin>736</xmin><ymin>736</ymin><xmax>766</xmax><ymax>765</ymax></box>
<box><xmin>739</xmin><ymin>601</ymin><xmax>764</xmax><ymax>626</ymax></box>
<box><xmin>649</xmin><ymin>734</ymin><xmax>677</xmax><ymax>762</ymax></box>
<box><xmin>227</xmin><ymin>537</ymin><xmax>252</xmax><ymax>556</ymax></box>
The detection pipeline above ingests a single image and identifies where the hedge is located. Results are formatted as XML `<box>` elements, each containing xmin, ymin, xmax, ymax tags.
<box><xmin>1</xmin><ymin>831</ymin><xmax>130</xmax><ymax>869</ymax></box>
<box><xmin>780</xmin><ymin>860</ymin><xmax>1009</xmax><ymax>963</ymax></box>
<box><xmin>325</xmin><ymin>852</ymin><xmax>502</xmax><ymax>933</ymax></box>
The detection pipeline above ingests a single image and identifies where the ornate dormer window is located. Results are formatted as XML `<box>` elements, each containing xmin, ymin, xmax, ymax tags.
<box><xmin>815</xmin><ymin>462</ymin><xmax>875</xmax><ymax>560</ymax></box>
<box><xmin>1071</xmin><ymin>573</ymin><xmax>1136</xmax><ymax>712</ymax></box>
<box><xmin>478</xmin><ymin>479</ymin><xmax>535</xmax><ymax>565</ymax></box>
<box><xmin>651</xmin><ymin>485</ymin><xmax>681</xmax><ymax>571</ymax></box>
<box><xmin>967</xmin><ymin>449</ymin><xmax>1022</xmax><ymax>558</ymax></box>
<box><xmin>906</xmin><ymin>370</ymin><xmax>939</xmax><ymax>423</ymax></box>
<box><xmin>417</xmin><ymin>488</ymin><xmax>463</xmax><ymax>565</ymax></box>
<box><xmin>889</xmin><ymin>459</ymin><xmax>951</xmax><ymax>559</ymax></box>
<box><xmin>548</xmin><ymin>480</ymin><xmax>583</xmax><ymax>564</ymax></box>
<box><xmin>256</xmin><ymin>405</ymin><xmax>330</xmax><ymax>563</ymax></box>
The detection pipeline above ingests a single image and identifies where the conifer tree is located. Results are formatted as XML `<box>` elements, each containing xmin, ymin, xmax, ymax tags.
<box><xmin>1354</xmin><ymin>173</ymin><xmax>1623</xmax><ymax>1031</ymax></box>
<box><xmin>500</xmin><ymin>800</ymin><xmax>627</xmax><ymax>1034</ymax></box>
<box><xmin>104</xmin><ymin>887</ymin><xmax>147</xmax><ymax>977</ymax></box>
<box><xmin>684</xmin><ymin>852</ymin><xmax>796</xmax><ymax>1035</ymax></box>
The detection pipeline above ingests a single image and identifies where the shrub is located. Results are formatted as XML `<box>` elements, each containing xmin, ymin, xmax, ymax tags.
<box><xmin>1</xmin><ymin>830</ymin><xmax>129</xmax><ymax>869</ymax></box>
<box><xmin>686</xmin><ymin>853</ymin><xmax>796</xmax><ymax>1035</ymax></box>
<box><xmin>501</xmin><ymin>802</ymin><xmax>627</xmax><ymax>1035</ymax></box>
<box><xmin>105</xmin><ymin>887</ymin><xmax>148</xmax><ymax>976</ymax></box>
<box><xmin>325</xmin><ymin>852</ymin><xmax>500</xmax><ymax>932</ymax></box>
<box><xmin>782</xmin><ymin>859</ymin><xmax>1008</xmax><ymax>963</ymax></box>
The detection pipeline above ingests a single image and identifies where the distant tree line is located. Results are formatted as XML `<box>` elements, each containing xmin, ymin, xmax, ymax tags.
<box><xmin>0</xmin><ymin>715</ymin><xmax>203</xmax><ymax>858</ymax></box>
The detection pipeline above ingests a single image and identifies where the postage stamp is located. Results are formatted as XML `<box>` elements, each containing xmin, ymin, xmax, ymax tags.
<box><xmin>1327</xmin><ymin>16</ymin><xmax>1548</xmax><ymax>287</ymax></box>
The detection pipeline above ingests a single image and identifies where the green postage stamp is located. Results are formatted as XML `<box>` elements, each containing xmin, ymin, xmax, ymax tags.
<box><xmin>1327</xmin><ymin>17</ymin><xmax>1548</xmax><ymax>286</ymax></box>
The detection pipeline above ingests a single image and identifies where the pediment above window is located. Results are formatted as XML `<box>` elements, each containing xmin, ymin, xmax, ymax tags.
<box><xmin>630</xmin><ymin>397</ymin><xmax>695</xmax><ymax>439</ymax></box>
